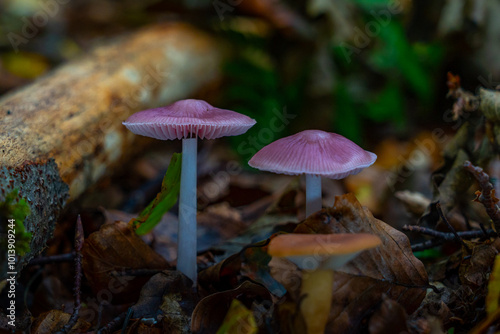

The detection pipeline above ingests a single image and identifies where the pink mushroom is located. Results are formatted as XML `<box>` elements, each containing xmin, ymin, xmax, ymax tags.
<box><xmin>123</xmin><ymin>99</ymin><xmax>256</xmax><ymax>283</ymax></box>
<box><xmin>248</xmin><ymin>130</ymin><xmax>377</xmax><ymax>216</ymax></box>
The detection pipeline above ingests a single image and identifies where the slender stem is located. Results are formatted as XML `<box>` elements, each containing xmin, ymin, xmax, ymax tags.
<box><xmin>305</xmin><ymin>174</ymin><xmax>322</xmax><ymax>217</ymax></box>
<box><xmin>177</xmin><ymin>137</ymin><xmax>198</xmax><ymax>284</ymax></box>
<box><xmin>301</xmin><ymin>269</ymin><xmax>333</xmax><ymax>334</ymax></box>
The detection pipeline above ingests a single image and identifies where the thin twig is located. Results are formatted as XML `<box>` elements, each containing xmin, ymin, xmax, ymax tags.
<box><xmin>436</xmin><ymin>202</ymin><xmax>468</xmax><ymax>250</ymax></box>
<box><xmin>28</xmin><ymin>252</ymin><xmax>75</xmax><ymax>266</ymax></box>
<box><xmin>404</xmin><ymin>225</ymin><xmax>497</xmax><ymax>251</ymax></box>
<box><xmin>479</xmin><ymin>221</ymin><xmax>489</xmax><ymax>237</ymax></box>
<box><xmin>110</xmin><ymin>268</ymin><xmax>163</xmax><ymax>277</ymax></box>
<box><xmin>95</xmin><ymin>302</ymin><xmax>104</xmax><ymax>332</ymax></box>
<box><xmin>410</xmin><ymin>238</ymin><xmax>445</xmax><ymax>252</ymax></box>
<box><xmin>121</xmin><ymin>308</ymin><xmax>134</xmax><ymax>334</ymax></box>
<box><xmin>97</xmin><ymin>312</ymin><xmax>128</xmax><ymax>334</ymax></box>
<box><xmin>403</xmin><ymin>225</ymin><xmax>497</xmax><ymax>239</ymax></box>
<box><xmin>56</xmin><ymin>215</ymin><xmax>84</xmax><ymax>334</ymax></box>
<box><xmin>464</xmin><ymin>160</ymin><xmax>500</xmax><ymax>234</ymax></box>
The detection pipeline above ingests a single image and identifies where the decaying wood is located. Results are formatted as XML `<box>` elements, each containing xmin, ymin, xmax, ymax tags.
<box><xmin>0</xmin><ymin>22</ymin><xmax>224</xmax><ymax>277</ymax></box>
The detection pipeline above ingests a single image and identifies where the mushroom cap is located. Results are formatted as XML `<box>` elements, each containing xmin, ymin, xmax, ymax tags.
<box><xmin>248</xmin><ymin>130</ymin><xmax>377</xmax><ymax>179</ymax></box>
<box><xmin>122</xmin><ymin>99</ymin><xmax>256</xmax><ymax>140</ymax></box>
<box><xmin>268</xmin><ymin>233</ymin><xmax>381</xmax><ymax>271</ymax></box>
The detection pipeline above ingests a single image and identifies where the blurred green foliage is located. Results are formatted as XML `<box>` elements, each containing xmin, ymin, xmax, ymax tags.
<box><xmin>332</xmin><ymin>2</ymin><xmax>444</xmax><ymax>142</ymax></box>
<box><xmin>219</xmin><ymin>0</ymin><xmax>445</xmax><ymax>153</ymax></box>
<box><xmin>218</xmin><ymin>28</ymin><xmax>307</xmax><ymax>163</ymax></box>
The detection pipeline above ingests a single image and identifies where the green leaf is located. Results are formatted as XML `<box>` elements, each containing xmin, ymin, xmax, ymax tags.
<box><xmin>216</xmin><ymin>299</ymin><xmax>258</xmax><ymax>334</ymax></box>
<box><xmin>413</xmin><ymin>248</ymin><xmax>443</xmax><ymax>260</ymax></box>
<box><xmin>130</xmin><ymin>153</ymin><xmax>182</xmax><ymax>235</ymax></box>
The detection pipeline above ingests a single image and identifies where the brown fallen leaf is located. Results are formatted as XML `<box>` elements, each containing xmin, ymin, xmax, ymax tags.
<box><xmin>31</xmin><ymin>310</ymin><xmax>91</xmax><ymax>334</ymax></box>
<box><xmin>158</xmin><ymin>271</ymin><xmax>198</xmax><ymax>333</ymax></box>
<box><xmin>405</xmin><ymin>242</ymin><xmax>497</xmax><ymax>331</ymax></box>
<box><xmin>129</xmin><ymin>270</ymin><xmax>196</xmax><ymax>320</ymax></box>
<box><xmin>460</xmin><ymin>241</ymin><xmax>498</xmax><ymax>288</ymax></box>
<box><xmin>409</xmin><ymin>282</ymin><xmax>451</xmax><ymax>331</ymax></box>
<box><xmin>82</xmin><ymin>221</ymin><xmax>169</xmax><ymax>304</ymax></box>
<box><xmin>135</xmin><ymin>322</ymin><xmax>163</xmax><ymax>334</ymax></box>
<box><xmin>368</xmin><ymin>295</ymin><xmax>409</xmax><ymax>334</ymax></box>
<box><xmin>97</xmin><ymin>270</ymin><xmax>196</xmax><ymax>334</ymax></box>
<box><xmin>191</xmin><ymin>281</ymin><xmax>272</xmax><ymax>334</ymax></box>
<box><xmin>289</xmin><ymin>193</ymin><xmax>429</xmax><ymax>333</ymax></box>
<box><xmin>420</xmin><ymin>150</ymin><xmax>473</xmax><ymax>227</ymax></box>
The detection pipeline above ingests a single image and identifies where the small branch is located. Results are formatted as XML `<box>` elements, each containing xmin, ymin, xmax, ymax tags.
<box><xmin>56</xmin><ymin>215</ymin><xmax>84</xmax><ymax>334</ymax></box>
<box><xmin>97</xmin><ymin>311</ymin><xmax>128</xmax><ymax>334</ymax></box>
<box><xmin>404</xmin><ymin>225</ymin><xmax>497</xmax><ymax>240</ymax></box>
<box><xmin>122</xmin><ymin>308</ymin><xmax>134</xmax><ymax>332</ymax></box>
<box><xmin>403</xmin><ymin>225</ymin><xmax>497</xmax><ymax>251</ymax></box>
<box><xmin>436</xmin><ymin>202</ymin><xmax>467</xmax><ymax>250</ymax></box>
<box><xmin>110</xmin><ymin>268</ymin><xmax>163</xmax><ymax>277</ymax></box>
<box><xmin>464</xmin><ymin>160</ymin><xmax>500</xmax><ymax>233</ymax></box>
<box><xmin>94</xmin><ymin>302</ymin><xmax>104</xmax><ymax>333</ymax></box>
<box><xmin>410</xmin><ymin>238</ymin><xmax>445</xmax><ymax>252</ymax></box>
<box><xmin>28</xmin><ymin>252</ymin><xmax>75</xmax><ymax>266</ymax></box>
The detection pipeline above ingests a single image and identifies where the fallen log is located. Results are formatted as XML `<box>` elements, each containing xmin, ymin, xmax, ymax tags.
<box><xmin>0</xmin><ymin>22</ymin><xmax>224</xmax><ymax>278</ymax></box>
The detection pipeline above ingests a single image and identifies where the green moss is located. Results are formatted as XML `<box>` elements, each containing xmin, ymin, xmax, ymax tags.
<box><xmin>1</xmin><ymin>189</ymin><xmax>32</xmax><ymax>256</ymax></box>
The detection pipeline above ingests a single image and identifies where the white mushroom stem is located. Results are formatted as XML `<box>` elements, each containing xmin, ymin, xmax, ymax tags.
<box><xmin>177</xmin><ymin>137</ymin><xmax>198</xmax><ymax>284</ymax></box>
<box><xmin>301</xmin><ymin>269</ymin><xmax>334</xmax><ymax>334</ymax></box>
<box><xmin>305</xmin><ymin>174</ymin><xmax>322</xmax><ymax>216</ymax></box>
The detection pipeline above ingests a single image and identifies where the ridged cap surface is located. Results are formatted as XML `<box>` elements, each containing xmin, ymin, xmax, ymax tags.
<box><xmin>248</xmin><ymin>130</ymin><xmax>377</xmax><ymax>179</ymax></box>
<box><xmin>123</xmin><ymin>99</ymin><xmax>256</xmax><ymax>140</ymax></box>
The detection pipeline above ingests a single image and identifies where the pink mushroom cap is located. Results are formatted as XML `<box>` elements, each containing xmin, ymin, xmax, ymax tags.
<box><xmin>122</xmin><ymin>99</ymin><xmax>256</xmax><ymax>140</ymax></box>
<box><xmin>248</xmin><ymin>130</ymin><xmax>377</xmax><ymax>179</ymax></box>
